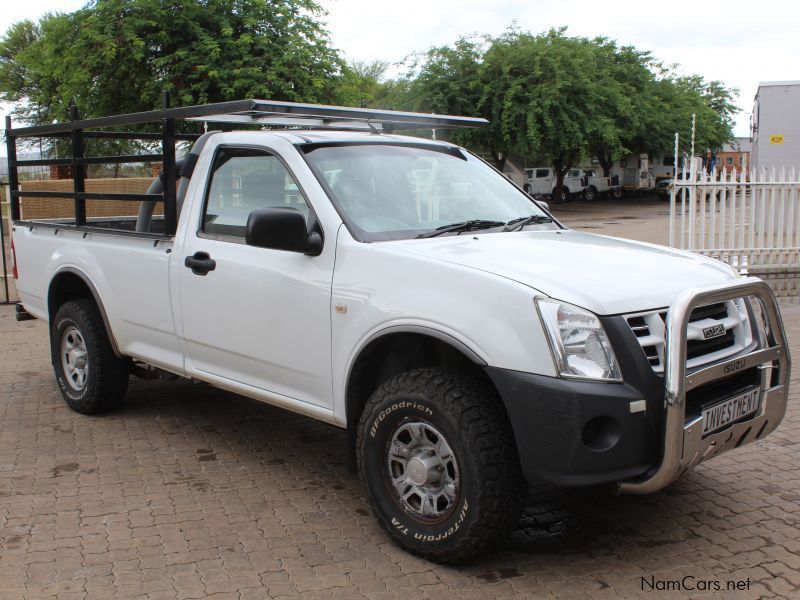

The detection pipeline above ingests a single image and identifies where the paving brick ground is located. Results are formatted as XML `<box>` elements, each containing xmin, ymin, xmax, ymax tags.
<box><xmin>2</xmin><ymin>200</ymin><xmax>800</xmax><ymax>599</ymax></box>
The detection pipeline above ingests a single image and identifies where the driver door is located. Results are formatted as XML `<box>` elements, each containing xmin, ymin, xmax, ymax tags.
<box><xmin>178</xmin><ymin>146</ymin><xmax>334</xmax><ymax>409</ymax></box>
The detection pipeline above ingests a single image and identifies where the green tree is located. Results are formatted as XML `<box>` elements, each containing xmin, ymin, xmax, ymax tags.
<box><xmin>0</xmin><ymin>0</ymin><xmax>344</xmax><ymax>126</ymax></box>
<box><xmin>337</xmin><ymin>59</ymin><xmax>390</xmax><ymax>107</ymax></box>
<box><xmin>391</xmin><ymin>28</ymin><xmax>738</xmax><ymax>195</ymax></box>
<box><xmin>584</xmin><ymin>39</ymin><xmax>662</xmax><ymax>177</ymax></box>
<box><xmin>664</xmin><ymin>75</ymin><xmax>738</xmax><ymax>159</ymax></box>
<box><xmin>480</xmin><ymin>29</ymin><xmax>614</xmax><ymax>199</ymax></box>
<box><xmin>397</xmin><ymin>38</ymin><xmax>493</xmax><ymax>152</ymax></box>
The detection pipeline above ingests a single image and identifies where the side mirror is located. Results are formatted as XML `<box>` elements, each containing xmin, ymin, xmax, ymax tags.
<box><xmin>537</xmin><ymin>200</ymin><xmax>550</xmax><ymax>212</ymax></box>
<box><xmin>245</xmin><ymin>207</ymin><xmax>323</xmax><ymax>256</ymax></box>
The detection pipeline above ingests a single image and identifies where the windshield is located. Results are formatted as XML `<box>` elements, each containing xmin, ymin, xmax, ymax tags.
<box><xmin>301</xmin><ymin>142</ymin><xmax>556</xmax><ymax>241</ymax></box>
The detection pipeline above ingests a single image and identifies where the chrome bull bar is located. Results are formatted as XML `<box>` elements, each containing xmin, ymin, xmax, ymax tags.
<box><xmin>618</xmin><ymin>277</ymin><xmax>791</xmax><ymax>494</ymax></box>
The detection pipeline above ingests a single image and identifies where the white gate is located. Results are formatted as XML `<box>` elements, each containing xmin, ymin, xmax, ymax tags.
<box><xmin>669</xmin><ymin>165</ymin><xmax>800</xmax><ymax>297</ymax></box>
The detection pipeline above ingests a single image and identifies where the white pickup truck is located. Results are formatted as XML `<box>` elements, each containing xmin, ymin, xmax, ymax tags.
<box><xmin>582</xmin><ymin>169</ymin><xmax>623</xmax><ymax>201</ymax></box>
<box><xmin>523</xmin><ymin>167</ymin><xmax>587</xmax><ymax>202</ymax></box>
<box><xmin>7</xmin><ymin>100</ymin><xmax>791</xmax><ymax>563</ymax></box>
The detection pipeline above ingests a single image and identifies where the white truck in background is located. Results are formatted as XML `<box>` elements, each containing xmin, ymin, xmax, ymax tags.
<box><xmin>582</xmin><ymin>169</ymin><xmax>623</xmax><ymax>200</ymax></box>
<box><xmin>7</xmin><ymin>100</ymin><xmax>791</xmax><ymax>564</ymax></box>
<box><xmin>610</xmin><ymin>153</ymin><xmax>657</xmax><ymax>195</ymax></box>
<box><xmin>523</xmin><ymin>167</ymin><xmax>587</xmax><ymax>202</ymax></box>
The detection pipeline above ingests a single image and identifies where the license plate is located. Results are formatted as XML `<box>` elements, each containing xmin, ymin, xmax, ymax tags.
<box><xmin>701</xmin><ymin>388</ymin><xmax>760</xmax><ymax>435</ymax></box>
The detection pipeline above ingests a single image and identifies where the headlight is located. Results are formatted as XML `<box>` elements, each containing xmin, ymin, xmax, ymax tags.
<box><xmin>536</xmin><ymin>298</ymin><xmax>622</xmax><ymax>381</ymax></box>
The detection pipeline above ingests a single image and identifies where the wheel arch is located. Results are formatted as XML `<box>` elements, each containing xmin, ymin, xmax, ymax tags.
<box><xmin>48</xmin><ymin>268</ymin><xmax>122</xmax><ymax>357</ymax></box>
<box><xmin>344</xmin><ymin>327</ymin><xmax>497</xmax><ymax>472</ymax></box>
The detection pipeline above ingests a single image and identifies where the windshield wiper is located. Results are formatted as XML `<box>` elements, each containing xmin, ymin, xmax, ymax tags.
<box><xmin>503</xmin><ymin>214</ymin><xmax>554</xmax><ymax>232</ymax></box>
<box><xmin>415</xmin><ymin>219</ymin><xmax>506</xmax><ymax>239</ymax></box>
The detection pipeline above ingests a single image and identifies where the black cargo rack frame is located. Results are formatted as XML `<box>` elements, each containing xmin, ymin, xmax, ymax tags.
<box><xmin>4</xmin><ymin>93</ymin><xmax>488</xmax><ymax>238</ymax></box>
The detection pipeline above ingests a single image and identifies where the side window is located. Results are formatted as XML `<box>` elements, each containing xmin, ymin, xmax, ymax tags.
<box><xmin>203</xmin><ymin>148</ymin><xmax>310</xmax><ymax>238</ymax></box>
<box><xmin>535</xmin><ymin>169</ymin><xmax>550</xmax><ymax>178</ymax></box>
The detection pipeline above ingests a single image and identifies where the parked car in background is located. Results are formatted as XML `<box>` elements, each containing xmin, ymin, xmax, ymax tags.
<box><xmin>582</xmin><ymin>169</ymin><xmax>623</xmax><ymax>201</ymax></box>
<box><xmin>656</xmin><ymin>171</ymin><xmax>719</xmax><ymax>201</ymax></box>
<box><xmin>524</xmin><ymin>167</ymin><xmax>587</xmax><ymax>202</ymax></box>
<box><xmin>655</xmin><ymin>177</ymin><xmax>672</xmax><ymax>200</ymax></box>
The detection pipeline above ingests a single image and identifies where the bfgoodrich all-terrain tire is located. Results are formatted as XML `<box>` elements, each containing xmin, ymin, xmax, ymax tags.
<box><xmin>357</xmin><ymin>368</ymin><xmax>525</xmax><ymax>563</ymax></box>
<box><xmin>51</xmin><ymin>299</ymin><xmax>129</xmax><ymax>414</ymax></box>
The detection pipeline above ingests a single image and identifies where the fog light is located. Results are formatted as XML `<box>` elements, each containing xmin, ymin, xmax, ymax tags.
<box><xmin>581</xmin><ymin>416</ymin><xmax>621</xmax><ymax>452</ymax></box>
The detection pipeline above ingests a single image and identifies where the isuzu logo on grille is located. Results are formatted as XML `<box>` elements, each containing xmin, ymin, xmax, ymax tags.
<box><xmin>702</xmin><ymin>324</ymin><xmax>726</xmax><ymax>339</ymax></box>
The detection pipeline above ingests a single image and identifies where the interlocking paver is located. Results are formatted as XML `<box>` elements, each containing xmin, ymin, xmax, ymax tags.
<box><xmin>3</xmin><ymin>201</ymin><xmax>800</xmax><ymax>598</ymax></box>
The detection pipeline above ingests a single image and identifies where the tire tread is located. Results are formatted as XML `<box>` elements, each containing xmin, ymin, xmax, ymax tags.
<box><xmin>51</xmin><ymin>299</ymin><xmax>128</xmax><ymax>414</ymax></box>
<box><xmin>357</xmin><ymin>367</ymin><xmax>524</xmax><ymax>563</ymax></box>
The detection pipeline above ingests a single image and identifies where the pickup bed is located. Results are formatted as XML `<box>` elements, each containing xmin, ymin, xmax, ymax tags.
<box><xmin>7</xmin><ymin>100</ymin><xmax>791</xmax><ymax>563</ymax></box>
<box><xmin>582</xmin><ymin>169</ymin><xmax>623</xmax><ymax>200</ymax></box>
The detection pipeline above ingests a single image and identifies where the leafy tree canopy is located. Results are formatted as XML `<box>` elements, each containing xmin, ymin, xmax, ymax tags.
<box><xmin>383</xmin><ymin>27</ymin><xmax>738</xmax><ymax>187</ymax></box>
<box><xmin>0</xmin><ymin>0</ymin><xmax>344</xmax><ymax>125</ymax></box>
<box><xmin>1</xmin><ymin>9</ymin><xmax>738</xmax><ymax>186</ymax></box>
<box><xmin>336</xmin><ymin>59</ymin><xmax>390</xmax><ymax>107</ymax></box>
<box><xmin>659</xmin><ymin>74</ymin><xmax>739</xmax><ymax>158</ymax></box>
<box><xmin>399</xmin><ymin>37</ymin><xmax>489</xmax><ymax>149</ymax></box>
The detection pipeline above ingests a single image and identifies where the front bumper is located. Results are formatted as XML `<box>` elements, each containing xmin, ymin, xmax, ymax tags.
<box><xmin>618</xmin><ymin>277</ymin><xmax>790</xmax><ymax>493</ymax></box>
<box><xmin>485</xmin><ymin>367</ymin><xmax>658</xmax><ymax>486</ymax></box>
<box><xmin>486</xmin><ymin>278</ymin><xmax>790</xmax><ymax>491</ymax></box>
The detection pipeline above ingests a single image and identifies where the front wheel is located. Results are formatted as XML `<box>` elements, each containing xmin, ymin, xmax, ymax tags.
<box><xmin>51</xmin><ymin>299</ymin><xmax>129</xmax><ymax>414</ymax></box>
<box><xmin>357</xmin><ymin>368</ymin><xmax>524</xmax><ymax>563</ymax></box>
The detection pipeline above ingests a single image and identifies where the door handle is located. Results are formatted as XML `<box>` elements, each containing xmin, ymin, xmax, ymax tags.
<box><xmin>184</xmin><ymin>251</ymin><xmax>216</xmax><ymax>276</ymax></box>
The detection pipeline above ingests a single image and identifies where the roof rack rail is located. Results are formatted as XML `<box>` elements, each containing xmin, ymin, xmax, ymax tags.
<box><xmin>4</xmin><ymin>93</ymin><xmax>488</xmax><ymax>237</ymax></box>
<box><xmin>8</xmin><ymin>98</ymin><xmax>488</xmax><ymax>137</ymax></box>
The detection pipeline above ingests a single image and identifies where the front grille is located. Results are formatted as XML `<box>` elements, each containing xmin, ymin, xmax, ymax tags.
<box><xmin>625</xmin><ymin>299</ymin><xmax>753</xmax><ymax>373</ymax></box>
<box><xmin>627</xmin><ymin>315</ymin><xmax>661</xmax><ymax>367</ymax></box>
<box><xmin>689</xmin><ymin>302</ymin><xmax>728</xmax><ymax>321</ymax></box>
<box><xmin>687</xmin><ymin>329</ymin><xmax>736</xmax><ymax>359</ymax></box>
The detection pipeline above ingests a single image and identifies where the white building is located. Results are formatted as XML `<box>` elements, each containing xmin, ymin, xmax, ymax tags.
<box><xmin>751</xmin><ymin>81</ymin><xmax>800</xmax><ymax>172</ymax></box>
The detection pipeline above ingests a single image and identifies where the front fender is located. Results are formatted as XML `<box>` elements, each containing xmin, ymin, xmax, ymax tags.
<box><xmin>330</xmin><ymin>233</ymin><xmax>556</xmax><ymax>424</ymax></box>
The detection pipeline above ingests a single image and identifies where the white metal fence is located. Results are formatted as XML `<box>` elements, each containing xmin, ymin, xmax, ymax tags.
<box><xmin>669</xmin><ymin>165</ymin><xmax>800</xmax><ymax>298</ymax></box>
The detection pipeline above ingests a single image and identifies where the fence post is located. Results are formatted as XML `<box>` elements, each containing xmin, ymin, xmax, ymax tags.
<box><xmin>669</xmin><ymin>132</ymin><xmax>678</xmax><ymax>247</ymax></box>
<box><xmin>2</xmin><ymin>116</ymin><xmax>15</xmax><ymax>304</ymax></box>
<box><xmin>1</xmin><ymin>184</ymin><xmax>9</xmax><ymax>304</ymax></box>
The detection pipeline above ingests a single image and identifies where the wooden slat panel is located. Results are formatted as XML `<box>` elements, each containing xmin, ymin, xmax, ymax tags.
<box><xmin>19</xmin><ymin>178</ymin><xmax>163</xmax><ymax>219</ymax></box>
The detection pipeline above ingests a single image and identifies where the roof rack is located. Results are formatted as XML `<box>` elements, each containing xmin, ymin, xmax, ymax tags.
<box><xmin>4</xmin><ymin>93</ymin><xmax>488</xmax><ymax>236</ymax></box>
<box><xmin>8</xmin><ymin>98</ymin><xmax>488</xmax><ymax>137</ymax></box>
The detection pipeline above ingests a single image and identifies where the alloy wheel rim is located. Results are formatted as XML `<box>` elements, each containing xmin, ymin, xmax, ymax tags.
<box><xmin>61</xmin><ymin>326</ymin><xmax>89</xmax><ymax>391</ymax></box>
<box><xmin>385</xmin><ymin>420</ymin><xmax>460</xmax><ymax>521</ymax></box>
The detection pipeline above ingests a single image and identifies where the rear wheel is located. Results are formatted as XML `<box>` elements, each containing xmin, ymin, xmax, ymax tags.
<box><xmin>585</xmin><ymin>186</ymin><xmax>598</xmax><ymax>202</ymax></box>
<box><xmin>611</xmin><ymin>187</ymin><xmax>623</xmax><ymax>199</ymax></box>
<box><xmin>357</xmin><ymin>368</ymin><xmax>524</xmax><ymax>563</ymax></box>
<box><xmin>51</xmin><ymin>299</ymin><xmax>129</xmax><ymax>414</ymax></box>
